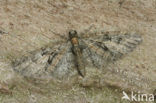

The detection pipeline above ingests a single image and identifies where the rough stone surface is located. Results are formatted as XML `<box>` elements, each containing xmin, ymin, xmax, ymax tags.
<box><xmin>0</xmin><ymin>0</ymin><xmax>155</xmax><ymax>103</ymax></box>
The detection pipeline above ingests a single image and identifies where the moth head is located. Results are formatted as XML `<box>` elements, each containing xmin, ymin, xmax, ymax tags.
<box><xmin>69</xmin><ymin>30</ymin><xmax>78</xmax><ymax>40</ymax></box>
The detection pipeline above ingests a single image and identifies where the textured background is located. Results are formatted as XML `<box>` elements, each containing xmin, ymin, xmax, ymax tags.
<box><xmin>0</xmin><ymin>0</ymin><xmax>156</xmax><ymax>103</ymax></box>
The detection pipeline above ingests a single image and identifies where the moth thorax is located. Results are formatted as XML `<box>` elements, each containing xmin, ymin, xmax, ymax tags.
<box><xmin>71</xmin><ymin>37</ymin><xmax>79</xmax><ymax>44</ymax></box>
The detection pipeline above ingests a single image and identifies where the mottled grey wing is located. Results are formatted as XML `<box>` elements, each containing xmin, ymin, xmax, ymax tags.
<box><xmin>82</xmin><ymin>32</ymin><xmax>142</xmax><ymax>68</ymax></box>
<box><xmin>12</xmin><ymin>42</ymin><xmax>76</xmax><ymax>79</ymax></box>
<box><xmin>46</xmin><ymin>42</ymin><xmax>77</xmax><ymax>79</ymax></box>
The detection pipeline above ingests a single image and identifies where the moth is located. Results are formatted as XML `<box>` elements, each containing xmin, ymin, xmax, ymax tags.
<box><xmin>12</xmin><ymin>28</ymin><xmax>142</xmax><ymax>79</ymax></box>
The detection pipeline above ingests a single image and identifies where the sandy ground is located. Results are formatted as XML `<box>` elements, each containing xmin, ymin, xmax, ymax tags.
<box><xmin>0</xmin><ymin>0</ymin><xmax>156</xmax><ymax>103</ymax></box>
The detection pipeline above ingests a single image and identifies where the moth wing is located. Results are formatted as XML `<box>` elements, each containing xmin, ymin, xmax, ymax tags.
<box><xmin>46</xmin><ymin>42</ymin><xmax>77</xmax><ymax>79</ymax></box>
<box><xmin>12</xmin><ymin>42</ymin><xmax>76</xmax><ymax>79</ymax></box>
<box><xmin>101</xmin><ymin>32</ymin><xmax>142</xmax><ymax>61</ymax></box>
<box><xmin>82</xmin><ymin>32</ymin><xmax>142</xmax><ymax>68</ymax></box>
<box><xmin>80</xmin><ymin>39</ymin><xmax>108</xmax><ymax>69</ymax></box>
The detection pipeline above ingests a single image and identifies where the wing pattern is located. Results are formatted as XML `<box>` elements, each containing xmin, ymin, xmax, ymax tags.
<box><xmin>82</xmin><ymin>31</ymin><xmax>142</xmax><ymax>69</ymax></box>
<box><xmin>12</xmin><ymin>42</ymin><xmax>76</xmax><ymax>79</ymax></box>
<box><xmin>12</xmin><ymin>29</ymin><xmax>142</xmax><ymax>79</ymax></box>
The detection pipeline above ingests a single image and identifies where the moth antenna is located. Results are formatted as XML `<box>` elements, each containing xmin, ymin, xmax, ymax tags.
<box><xmin>81</xmin><ymin>24</ymin><xmax>96</xmax><ymax>35</ymax></box>
<box><xmin>79</xmin><ymin>24</ymin><xmax>98</xmax><ymax>38</ymax></box>
<box><xmin>84</xmin><ymin>24</ymin><xmax>96</xmax><ymax>33</ymax></box>
<box><xmin>49</xmin><ymin>29</ymin><xmax>68</xmax><ymax>40</ymax></box>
